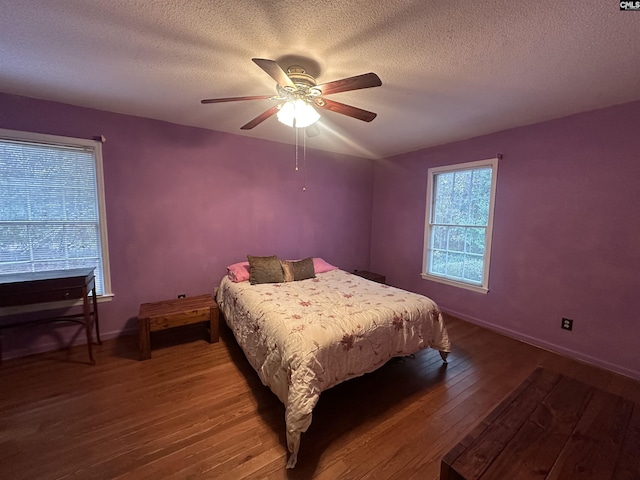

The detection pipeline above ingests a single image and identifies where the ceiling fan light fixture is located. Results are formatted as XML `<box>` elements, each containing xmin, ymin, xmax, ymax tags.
<box><xmin>277</xmin><ymin>99</ymin><xmax>320</xmax><ymax>128</ymax></box>
<box><xmin>202</xmin><ymin>58</ymin><xmax>381</xmax><ymax>130</ymax></box>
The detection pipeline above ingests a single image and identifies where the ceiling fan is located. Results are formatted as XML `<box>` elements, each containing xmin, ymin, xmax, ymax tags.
<box><xmin>201</xmin><ymin>58</ymin><xmax>382</xmax><ymax>132</ymax></box>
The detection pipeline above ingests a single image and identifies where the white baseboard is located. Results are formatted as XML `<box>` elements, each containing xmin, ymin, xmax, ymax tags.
<box><xmin>441</xmin><ymin>305</ymin><xmax>640</xmax><ymax>381</ymax></box>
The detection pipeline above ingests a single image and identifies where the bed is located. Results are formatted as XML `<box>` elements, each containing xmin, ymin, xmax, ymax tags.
<box><xmin>216</xmin><ymin>264</ymin><xmax>451</xmax><ymax>468</ymax></box>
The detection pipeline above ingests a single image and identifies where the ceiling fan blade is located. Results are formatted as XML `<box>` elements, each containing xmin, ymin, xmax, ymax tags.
<box><xmin>201</xmin><ymin>95</ymin><xmax>273</xmax><ymax>104</ymax></box>
<box><xmin>306</xmin><ymin>123</ymin><xmax>321</xmax><ymax>137</ymax></box>
<box><xmin>240</xmin><ymin>105</ymin><xmax>280</xmax><ymax>130</ymax></box>
<box><xmin>316</xmin><ymin>98</ymin><xmax>377</xmax><ymax>122</ymax></box>
<box><xmin>316</xmin><ymin>72</ymin><xmax>382</xmax><ymax>96</ymax></box>
<box><xmin>252</xmin><ymin>58</ymin><xmax>296</xmax><ymax>89</ymax></box>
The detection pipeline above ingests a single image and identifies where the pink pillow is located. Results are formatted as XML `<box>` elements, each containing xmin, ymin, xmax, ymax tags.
<box><xmin>313</xmin><ymin>257</ymin><xmax>339</xmax><ymax>273</ymax></box>
<box><xmin>227</xmin><ymin>261</ymin><xmax>250</xmax><ymax>282</ymax></box>
<box><xmin>228</xmin><ymin>258</ymin><xmax>337</xmax><ymax>281</ymax></box>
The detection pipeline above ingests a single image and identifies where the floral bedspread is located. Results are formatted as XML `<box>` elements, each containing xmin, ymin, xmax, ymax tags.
<box><xmin>216</xmin><ymin>269</ymin><xmax>451</xmax><ymax>468</ymax></box>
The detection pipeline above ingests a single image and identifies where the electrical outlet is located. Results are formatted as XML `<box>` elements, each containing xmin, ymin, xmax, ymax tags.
<box><xmin>177</xmin><ymin>293</ymin><xmax>186</xmax><ymax>299</ymax></box>
<box><xmin>561</xmin><ymin>318</ymin><xmax>573</xmax><ymax>331</ymax></box>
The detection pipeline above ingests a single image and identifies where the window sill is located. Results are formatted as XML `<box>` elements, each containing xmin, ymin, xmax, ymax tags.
<box><xmin>421</xmin><ymin>273</ymin><xmax>489</xmax><ymax>294</ymax></box>
<box><xmin>0</xmin><ymin>294</ymin><xmax>114</xmax><ymax>317</ymax></box>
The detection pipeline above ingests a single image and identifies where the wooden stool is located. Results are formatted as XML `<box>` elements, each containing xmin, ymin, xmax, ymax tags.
<box><xmin>138</xmin><ymin>294</ymin><xmax>218</xmax><ymax>360</ymax></box>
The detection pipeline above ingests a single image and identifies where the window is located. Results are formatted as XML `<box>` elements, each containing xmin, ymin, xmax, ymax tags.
<box><xmin>422</xmin><ymin>158</ymin><xmax>498</xmax><ymax>293</ymax></box>
<box><xmin>0</xmin><ymin>128</ymin><xmax>111</xmax><ymax>298</ymax></box>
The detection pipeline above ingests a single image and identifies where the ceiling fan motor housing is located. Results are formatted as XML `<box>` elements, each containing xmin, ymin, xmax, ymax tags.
<box><xmin>276</xmin><ymin>66</ymin><xmax>323</xmax><ymax>105</ymax></box>
<box><xmin>286</xmin><ymin>65</ymin><xmax>317</xmax><ymax>87</ymax></box>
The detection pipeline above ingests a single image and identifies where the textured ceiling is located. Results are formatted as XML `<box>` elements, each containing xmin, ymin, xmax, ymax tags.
<box><xmin>1</xmin><ymin>0</ymin><xmax>639</xmax><ymax>159</ymax></box>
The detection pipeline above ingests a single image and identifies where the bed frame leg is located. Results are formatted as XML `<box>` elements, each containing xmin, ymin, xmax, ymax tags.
<box><xmin>439</xmin><ymin>351</ymin><xmax>449</xmax><ymax>364</ymax></box>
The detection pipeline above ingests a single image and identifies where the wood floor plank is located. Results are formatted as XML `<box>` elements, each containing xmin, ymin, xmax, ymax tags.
<box><xmin>305</xmin><ymin>343</ymin><xmax>501</xmax><ymax>477</ymax></box>
<box><xmin>613</xmin><ymin>404</ymin><xmax>640</xmax><ymax>480</ymax></box>
<box><xmin>336</xmin><ymin>343</ymin><xmax>546</xmax><ymax>478</ymax></box>
<box><xmin>374</xmin><ymin>359</ymin><xmax>541</xmax><ymax>479</ymax></box>
<box><xmin>1</xmin><ymin>317</ymin><xmax>639</xmax><ymax>479</ymax></box>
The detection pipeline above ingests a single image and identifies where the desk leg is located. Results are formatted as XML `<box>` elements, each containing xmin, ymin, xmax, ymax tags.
<box><xmin>139</xmin><ymin>317</ymin><xmax>151</xmax><ymax>360</ymax></box>
<box><xmin>83</xmin><ymin>291</ymin><xmax>96</xmax><ymax>365</ymax></box>
<box><xmin>92</xmin><ymin>287</ymin><xmax>101</xmax><ymax>344</ymax></box>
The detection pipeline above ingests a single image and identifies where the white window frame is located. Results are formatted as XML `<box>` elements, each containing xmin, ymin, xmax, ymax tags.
<box><xmin>421</xmin><ymin>157</ymin><xmax>498</xmax><ymax>294</ymax></box>
<box><xmin>0</xmin><ymin>128</ymin><xmax>113</xmax><ymax>315</ymax></box>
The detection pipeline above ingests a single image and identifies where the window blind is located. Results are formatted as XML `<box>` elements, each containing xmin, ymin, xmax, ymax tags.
<box><xmin>0</xmin><ymin>138</ymin><xmax>105</xmax><ymax>295</ymax></box>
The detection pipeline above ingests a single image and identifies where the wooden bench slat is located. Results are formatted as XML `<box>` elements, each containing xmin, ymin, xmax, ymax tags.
<box><xmin>452</xmin><ymin>368</ymin><xmax>561</xmax><ymax>480</ymax></box>
<box><xmin>546</xmin><ymin>390</ymin><xmax>633</xmax><ymax>480</ymax></box>
<box><xmin>478</xmin><ymin>375</ymin><xmax>593</xmax><ymax>480</ymax></box>
<box><xmin>441</xmin><ymin>368</ymin><xmax>640</xmax><ymax>480</ymax></box>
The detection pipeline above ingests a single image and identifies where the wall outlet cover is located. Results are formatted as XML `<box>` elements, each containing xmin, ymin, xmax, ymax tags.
<box><xmin>561</xmin><ymin>318</ymin><xmax>573</xmax><ymax>331</ymax></box>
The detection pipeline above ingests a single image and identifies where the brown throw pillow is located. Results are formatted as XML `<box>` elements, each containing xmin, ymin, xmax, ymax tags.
<box><xmin>286</xmin><ymin>257</ymin><xmax>316</xmax><ymax>281</ymax></box>
<box><xmin>281</xmin><ymin>260</ymin><xmax>295</xmax><ymax>282</ymax></box>
<box><xmin>247</xmin><ymin>255</ymin><xmax>284</xmax><ymax>285</ymax></box>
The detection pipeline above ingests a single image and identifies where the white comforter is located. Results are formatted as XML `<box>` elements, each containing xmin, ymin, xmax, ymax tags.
<box><xmin>216</xmin><ymin>269</ymin><xmax>451</xmax><ymax>468</ymax></box>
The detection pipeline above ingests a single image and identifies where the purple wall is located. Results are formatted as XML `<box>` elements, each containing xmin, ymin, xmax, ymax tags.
<box><xmin>0</xmin><ymin>92</ymin><xmax>374</xmax><ymax>358</ymax></box>
<box><xmin>371</xmin><ymin>100</ymin><xmax>640</xmax><ymax>380</ymax></box>
<box><xmin>3</xmin><ymin>90</ymin><xmax>639</xmax><ymax>381</ymax></box>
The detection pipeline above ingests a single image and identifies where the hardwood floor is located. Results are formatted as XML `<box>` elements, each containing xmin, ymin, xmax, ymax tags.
<box><xmin>1</xmin><ymin>316</ymin><xmax>639</xmax><ymax>479</ymax></box>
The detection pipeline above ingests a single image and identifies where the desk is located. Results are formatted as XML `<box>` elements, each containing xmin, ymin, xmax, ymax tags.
<box><xmin>0</xmin><ymin>268</ymin><xmax>101</xmax><ymax>364</ymax></box>
<box><xmin>441</xmin><ymin>367</ymin><xmax>639</xmax><ymax>479</ymax></box>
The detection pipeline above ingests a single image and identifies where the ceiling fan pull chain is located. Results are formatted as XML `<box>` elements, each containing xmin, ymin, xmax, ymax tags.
<box><xmin>295</xmin><ymin>126</ymin><xmax>299</xmax><ymax>172</ymax></box>
<box><xmin>303</xmin><ymin>131</ymin><xmax>307</xmax><ymax>192</ymax></box>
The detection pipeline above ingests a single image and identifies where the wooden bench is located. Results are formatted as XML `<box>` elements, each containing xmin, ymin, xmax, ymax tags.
<box><xmin>138</xmin><ymin>294</ymin><xmax>218</xmax><ymax>360</ymax></box>
<box><xmin>441</xmin><ymin>367</ymin><xmax>640</xmax><ymax>480</ymax></box>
